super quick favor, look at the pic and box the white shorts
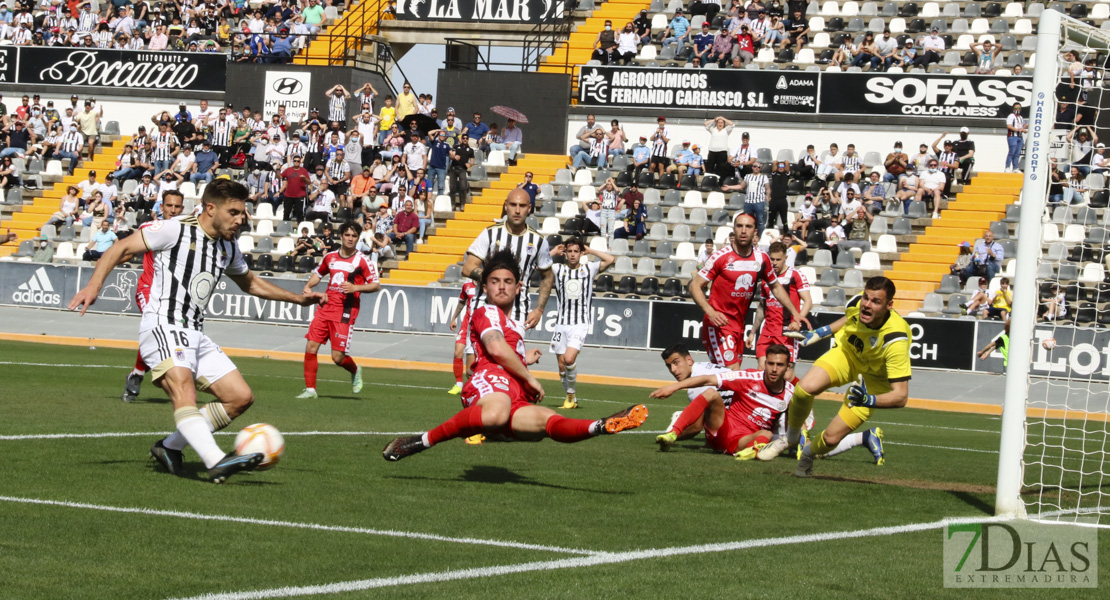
[550,324,588,355]
[139,325,237,391]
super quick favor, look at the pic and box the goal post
[995,9,1110,524]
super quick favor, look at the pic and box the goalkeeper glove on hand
[847,376,877,408]
[800,325,833,348]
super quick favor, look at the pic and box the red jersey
[312,250,378,324]
[758,267,809,334]
[458,281,478,328]
[698,246,776,327]
[715,369,794,431]
[469,304,527,379]
[137,220,157,293]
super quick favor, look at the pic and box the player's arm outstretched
[798,315,847,347]
[68,232,151,314]
[650,374,719,399]
[229,271,326,306]
[481,329,545,402]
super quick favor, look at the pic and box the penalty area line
[0,495,599,557]
[166,515,1013,600]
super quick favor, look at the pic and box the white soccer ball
[234,423,285,470]
[1043,338,1056,350]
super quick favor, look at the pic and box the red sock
[669,395,709,435]
[747,434,771,448]
[133,350,148,373]
[452,357,464,381]
[304,353,318,388]
[544,415,596,443]
[427,404,486,446]
[339,356,358,374]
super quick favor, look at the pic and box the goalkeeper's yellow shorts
[812,346,894,431]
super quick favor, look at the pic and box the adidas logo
[12,267,61,305]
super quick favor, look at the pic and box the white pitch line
[0,496,599,556]
[166,515,1012,600]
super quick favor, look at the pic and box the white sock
[667,410,683,432]
[559,370,568,393]
[163,431,187,451]
[174,407,225,468]
[786,426,802,447]
[130,368,146,377]
[588,420,605,435]
[565,363,578,395]
[420,432,431,448]
[824,432,865,458]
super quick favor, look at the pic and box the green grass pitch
[0,339,1106,599]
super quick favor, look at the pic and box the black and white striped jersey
[552,261,600,326]
[744,173,769,203]
[151,132,177,161]
[328,95,347,122]
[466,224,552,322]
[140,215,248,332]
[210,119,233,146]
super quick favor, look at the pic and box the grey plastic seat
[1076,207,1098,225]
[843,269,865,288]
[907,201,927,218]
[1087,227,1109,245]
[630,239,652,257]
[664,206,686,224]
[819,268,840,286]
[672,224,692,242]
[659,259,678,277]
[646,205,664,222]
[963,3,980,17]
[1057,264,1080,281]
[951,18,969,32]
[822,287,847,306]
[647,223,668,241]
[892,217,912,235]
[990,221,1009,239]
[255,237,274,253]
[938,274,961,293]
[609,238,630,256]
[653,241,675,259]
[1035,262,1055,279]
[833,251,856,268]
[1045,243,1066,262]
[1051,206,1072,224]
[662,189,681,206]
[943,3,960,17]
[812,249,834,267]
[944,294,968,314]
[922,293,945,312]
[1002,204,1021,223]
[443,265,461,283]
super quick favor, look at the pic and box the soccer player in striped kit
[296,222,380,399]
[548,237,614,409]
[70,180,326,483]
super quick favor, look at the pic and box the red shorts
[136,286,151,311]
[701,320,744,368]
[461,368,535,438]
[704,411,764,455]
[756,334,799,362]
[306,318,353,352]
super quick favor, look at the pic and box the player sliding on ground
[549,237,615,409]
[296,221,380,399]
[382,249,648,462]
[69,180,326,483]
[122,190,185,403]
[651,343,792,457]
[690,213,806,370]
[758,276,903,477]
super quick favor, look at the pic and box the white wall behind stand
[565,115,1010,172]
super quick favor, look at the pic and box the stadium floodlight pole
[994,8,1061,519]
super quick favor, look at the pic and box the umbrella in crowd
[490,106,529,124]
[398,114,440,136]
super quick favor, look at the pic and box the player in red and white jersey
[748,240,813,379]
[652,343,793,457]
[121,190,185,403]
[446,280,479,395]
[689,213,805,370]
[296,222,380,399]
[382,248,648,462]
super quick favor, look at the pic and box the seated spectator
[389,198,420,253]
[660,9,690,49]
[573,127,610,170]
[47,186,81,228]
[780,229,807,267]
[1048,158,1066,205]
[732,24,755,66]
[916,158,945,218]
[1063,166,1088,206]
[690,21,715,63]
[32,235,54,263]
[372,204,394,237]
[696,238,715,269]
[950,241,973,285]
[305,180,335,224]
[0,156,21,190]
[497,118,524,164]
[884,142,908,183]
[592,19,619,64]
[81,191,111,230]
[615,22,640,65]
[860,171,886,214]
[963,277,991,314]
[292,227,321,257]
[970,41,1001,75]
[894,39,916,69]
[793,193,816,240]
[1040,283,1066,322]
[985,277,1012,321]
[614,196,647,240]
[962,229,1004,281]
[82,219,117,261]
[317,225,339,253]
[896,165,919,212]
[837,206,873,258]
[190,141,220,184]
[823,213,845,259]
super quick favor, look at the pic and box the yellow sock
[811,431,834,456]
[788,386,815,430]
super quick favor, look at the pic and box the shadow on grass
[814,474,996,498]
[949,491,994,515]
[389,465,632,495]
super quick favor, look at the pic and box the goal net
[996,9,1110,527]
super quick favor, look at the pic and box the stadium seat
[1042,224,1060,243]
[616,276,637,294]
[251,220,274,238]
[636,258,656,276]
[554,169,573,185]
[595,274,614,293]
[833,251,856,269]
[892,218,912,235]
[577,185,596,204]
[638,277,660,296]
[254,237,274,254]
[653,241,675,260]
[875,234,898,253]
[593,168,612,186]
[819,268,840,286]
[274,237,296,255]
[661,278,683,297]
[943,295,967,314]
[843,269,865,288]
[672,224,692,242]
[611,256,634,274]
[673,242,696,260]
[1080,264,1105,284]
[812,249,834,267]
[1063,225,1085,244]
[646,224,667,242]
[1057,264,1080,281]
[990,221,1009,240]
[658,173,678,189]
[682,191,704,208]
[859,252,881,270]
[238,236,255,254]
[609,238,630,257]
[822,287,847,307]
[294,256,316,274]
[938,274,961,294]
[559,201,579,219]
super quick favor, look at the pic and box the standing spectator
[883,141,908,183]
[377,96,396,145]
[932,136,959,197]
[1067,126,1097,175]
[448,133,474,211]
[82,219,117,261]
[395,82,418,121]
[354,82,379,114]
[75,99,101,160]
[767,160,790,232]
[823,213,845,260]
[326,85,351,124]
[725,162,770,238]
[402,132,427,179]
[592,19,619,63]
[326,149,351,197]
[971,40,1001,74]
[57,124,84,176]
[616,22,639,64]
[426,130,451,196]
[704,116,734,180]
[280,155,311,222]
[596,178,620,239]
[963,229,1004,281]
[389,198,420,253]
[415,189,434,240]
[349,165,376,211]
[953,127,977,184]
[516,171,540,213]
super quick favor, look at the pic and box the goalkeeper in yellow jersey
[758,276,910,477]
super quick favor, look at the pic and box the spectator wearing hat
[32,234,54,263]
[916,27,945,67]
[631,135,651,179]
[708,25,734,67]
[668,140,696,179]
[1090,143,1110,175]
[691,21,715,63]
[949,241,973,283]
[660,9,690,49]
[729,131,756,178]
